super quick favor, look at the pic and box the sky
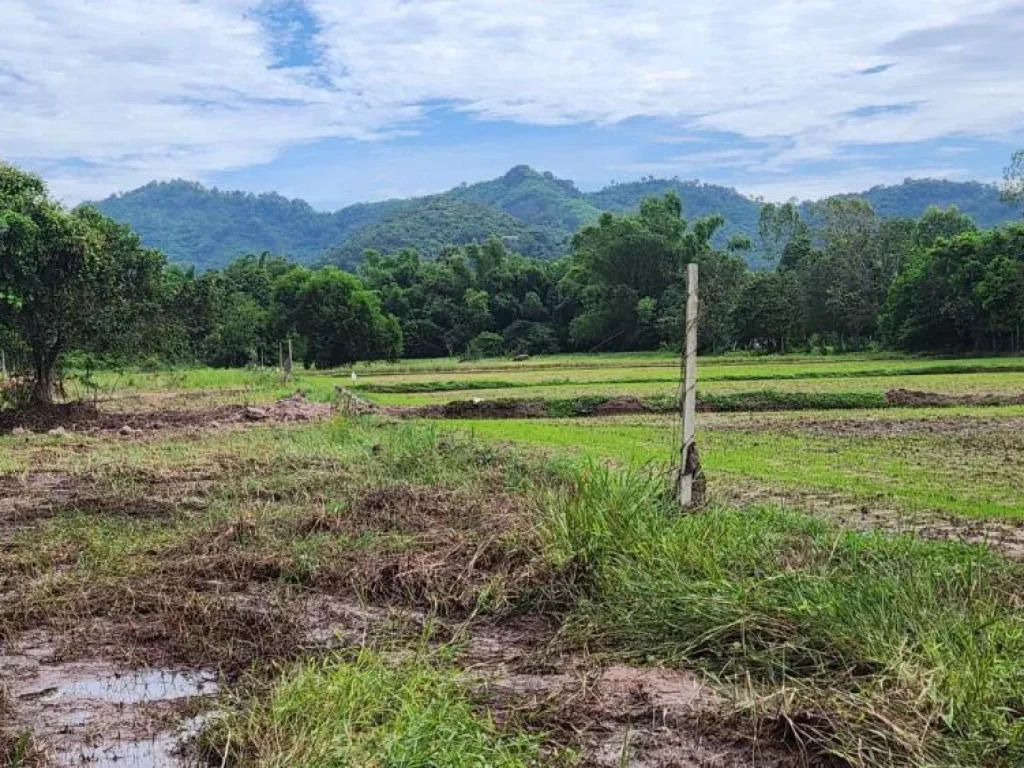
[2,0,1023,210]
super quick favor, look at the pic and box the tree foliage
[0,164,164,402]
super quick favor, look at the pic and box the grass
[447,410,1024,520]
[203,646,554,768]
[367,370,1024,407]
[539,466,1024,766]
[357,359,1024,393]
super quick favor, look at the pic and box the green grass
[540,467,1024,766]
[356,358,1024,393]
[203,647,552,768]
[447,411,1024,520]
[82,367,342,405]
[368,370,1024,407]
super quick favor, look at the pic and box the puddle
[1,633,217,767]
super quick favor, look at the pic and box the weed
[200,646,554,768]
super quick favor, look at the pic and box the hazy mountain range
[92,165,1021,271]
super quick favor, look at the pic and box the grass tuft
[201,646,552,768]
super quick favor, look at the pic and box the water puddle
[1,633,217,767]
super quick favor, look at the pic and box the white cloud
[1,0,1022,201]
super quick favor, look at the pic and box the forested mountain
[326,195,567,269]
[92,169,1020,271]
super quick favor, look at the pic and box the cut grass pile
[203,646,554,768]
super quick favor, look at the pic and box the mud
[713,413,1024,439]
[885,388,1024,407]
[726,483,1024,561]
[462,618,797,768]
[0,630,216,767]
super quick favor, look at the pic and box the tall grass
[540,466,1024,766]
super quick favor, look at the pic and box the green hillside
[92,169,1020,271]
[325,196,568,268]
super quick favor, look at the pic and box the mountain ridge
[92,167,1020,270]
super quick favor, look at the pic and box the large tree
[277,267,402,368]
[0,164,164,403]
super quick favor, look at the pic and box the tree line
[2,160,1023,405]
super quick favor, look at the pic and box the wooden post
[284,337,294,377]
[679,263,701,507]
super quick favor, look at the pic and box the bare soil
[885,388,1024,407]
[0,392,334,435]
[724,482,1024,561]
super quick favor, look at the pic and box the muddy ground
[0,392,334,435]
[0,409,803,768]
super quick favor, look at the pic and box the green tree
[281,267,402,368]
[0,164,164,403]
[882,225,1024,351]
[731,271,804,352]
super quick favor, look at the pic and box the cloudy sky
[3,0,1023,208]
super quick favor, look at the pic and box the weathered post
[679,263,703,508]
[284,337,294,377]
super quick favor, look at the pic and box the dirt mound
[405,398,549,419]
[592,395,652,415]
[0,392,334,435]
[402,396,658,420]
[886,388,1024,407]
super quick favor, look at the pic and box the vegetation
[0,164,164,403]
[883,224,1024,351]
[541,471,1024,765]
[206,647,549,767]
[91,165,1021,272]
[3,404,1024,765]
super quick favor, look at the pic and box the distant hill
[326,194,568,269]
[91,169,1021,271]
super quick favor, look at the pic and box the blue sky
[3,0,1023,209]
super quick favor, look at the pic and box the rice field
[5,351,1024,767]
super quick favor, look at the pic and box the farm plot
[2,413,1024,767]
[4,354,1024,767]
[363,370,1024,408]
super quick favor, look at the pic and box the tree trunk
[31,346,56,406]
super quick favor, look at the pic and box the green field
[6,351,1024,767]
[364,369,1024,406]
[444,408,1024,520]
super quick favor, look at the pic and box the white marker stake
[680,263,699,507]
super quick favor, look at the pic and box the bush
[464,332,505,360]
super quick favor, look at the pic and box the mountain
[326,194,568,269]
[848,179,1017,228]
[91,169,1021,271]
[93,180,406,271]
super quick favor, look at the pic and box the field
[3,352,1024,767]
